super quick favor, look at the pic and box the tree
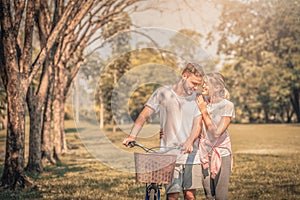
[96,12,132,131]
[0,80,6,130]
[0,0,73,189]
[0,0,141,190]
[212,0,300,123]
[28,0,142,169]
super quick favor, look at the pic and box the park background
[0,0,299,199]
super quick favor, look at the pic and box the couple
[123,63,235,200]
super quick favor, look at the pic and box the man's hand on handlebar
[122,135,136,147]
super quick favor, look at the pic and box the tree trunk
[52,93,67,160]
[0,0,32,187]
[112,119,116,133]
[26,89,43,172]
[100,101,104,129]
[53,93,62,161]
[263,104,269,123]
[41,82,55,165]
[52,66,67,161]
[291,89,300,123]
[26,54,53,171]
[1,80,32,189]
[60,98,67,154]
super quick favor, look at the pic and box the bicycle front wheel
[146,184,160,200]
[149,188,155,200]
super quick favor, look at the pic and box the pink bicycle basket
[134,152,177,184]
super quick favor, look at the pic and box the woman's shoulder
[222,99,234,107]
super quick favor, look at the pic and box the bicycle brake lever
[128,141,136,147]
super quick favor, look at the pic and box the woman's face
[201,80,209,96]
[201,77,220,96]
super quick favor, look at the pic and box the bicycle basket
[134,152,177,184]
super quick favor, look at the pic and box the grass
[0,121,300,199]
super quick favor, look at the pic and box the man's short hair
[182,63,205,77]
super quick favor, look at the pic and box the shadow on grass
[0,168,43,200]
[0,162,90,200]
[0,188,43,200]
[44,163,87,177]
[277,183,300,195]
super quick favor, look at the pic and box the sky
[129,0,222,56]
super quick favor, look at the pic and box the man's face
[182,73,203,96]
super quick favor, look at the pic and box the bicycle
[128,141,182,200]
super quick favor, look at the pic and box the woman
[196,72,235,200]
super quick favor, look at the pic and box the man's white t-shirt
[146,85,201,164]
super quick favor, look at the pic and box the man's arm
[182,114,202,153]
[122,106,154,146]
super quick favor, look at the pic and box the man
[123,63,204,200]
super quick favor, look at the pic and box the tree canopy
[212,0,300,123]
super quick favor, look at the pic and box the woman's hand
[181,140,194,154]
[196,94,207,112]
[181,135,197,154]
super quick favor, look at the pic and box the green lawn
[0,121,299,199]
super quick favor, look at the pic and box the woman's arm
[196,95,231,137]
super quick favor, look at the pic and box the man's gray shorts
[165,164,202,194]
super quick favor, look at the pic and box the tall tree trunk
[0,0,32,188]
[100,101,104,129]
[52,96,62,163]
[112,68,117,132]
[41,80,55,165]
[60,98,67,154]
[52,91,67,160]
[26,57,53,172]
[1,80,32,189]
[26,90,43,172]
[52,65,67,161]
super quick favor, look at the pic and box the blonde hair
[224,88,230,100]
[206,72,230,100]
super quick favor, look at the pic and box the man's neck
[172,80,188,97]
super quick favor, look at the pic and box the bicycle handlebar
[128,141,155,152]
[128,141,186,153]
